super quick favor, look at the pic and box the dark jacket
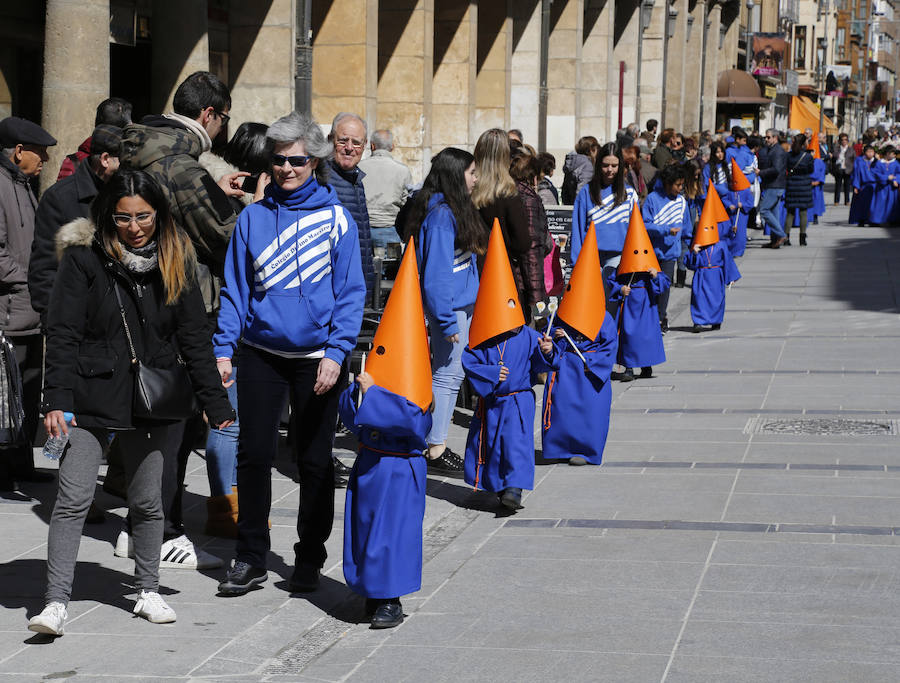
[121,116,237,313]
[516,181,553,306]
[832,143,856,175]
[758,142,788,190]
[328,159,375,305]
[562,152,594,204]
[42,217,234,429]
[784,150,814,210]
[29,158,103,323]
[652,144,674,169]
[0,155,40,336]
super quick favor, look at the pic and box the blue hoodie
[416,193,478,336]
[213,177,366,365]
[642,187,692,262]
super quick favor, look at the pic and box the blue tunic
[571,184,640,260]
[701,164,738,240]
[849,157,876,225]
[683,242,741,326]
[870,159,900,225]
[810,158,827,221]
[541,315,618,464]
[726,145,758,185]
[340,385,432,599]
[462,327,557,492]
[642,189,692,263]
[606,271,669,368]
[727,186,753,258]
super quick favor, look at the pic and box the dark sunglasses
[271,153,312,168]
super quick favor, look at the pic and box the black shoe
[799,233,807,246]
[218,561,267,595]
[334,472,348,488]
[289,562,320,592]
[333,457,352,476]
[499,487,523,510]
[611,368,634,382]
[692,324,704,333]
[783,238,791,246]
[426,447,464,479]
[660,318,669,334]
[639,367,653,379]
[370,600,403,629]
[710,323,721,330]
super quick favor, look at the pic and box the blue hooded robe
[683,242,741,326]
[810,158,827,221]
[606,271,669,368]
[870,159,900,225]
[849,156,876,225]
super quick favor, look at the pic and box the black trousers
[658,259,676,322]
[2,334,43,477]
[235,345,345,569]
[833,170,851,204]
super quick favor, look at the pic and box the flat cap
[0,117,57,148]
[90,125,123,156]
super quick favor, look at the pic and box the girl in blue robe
[701,142,738,241]
[728,184,753,258]
[683,241,741,331]
[339,377,432,628]
[870,148,900,226]
[606,269,669,377]
[462,326,556,510]
[849,146,877,225]
[809,157,827,223]
[541,314,618,466]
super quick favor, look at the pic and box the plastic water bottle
[43,412,74,460]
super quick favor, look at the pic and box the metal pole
[618,62,625,130]
[819,0,828,134]
[294,0,313,114]
[538,0,551,152]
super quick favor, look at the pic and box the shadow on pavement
[830,229,900,313]
[425,478,516,518]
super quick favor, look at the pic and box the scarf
[119,241,159,273]
[163,113,212,153]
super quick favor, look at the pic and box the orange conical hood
[692,191,721,247]
[468,219,526,348]
[809,131,821,159]
[557,222,606,340]
[365,242,432,411]
[707,179,731,222]
[730,158,751,191]
[617,205,661,275]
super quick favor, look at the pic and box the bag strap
[112,282,138,366]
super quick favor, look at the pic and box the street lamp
[745,0,755,72]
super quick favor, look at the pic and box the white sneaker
[133,590,176,623]
[27,601,67,635]
[114,529,134,558]
[160,534,223,569]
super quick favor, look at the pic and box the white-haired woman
[213,111,366,596]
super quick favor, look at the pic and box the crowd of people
[0,71,871,636]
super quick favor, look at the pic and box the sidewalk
[4,204,900,682]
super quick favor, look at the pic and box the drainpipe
[295,0,313,114]
[538,0,551,152]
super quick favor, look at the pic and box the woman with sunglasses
[28,169,234,635]
[214,111,366,597]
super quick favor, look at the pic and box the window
[794,25,807,69]
[836,27,846,60]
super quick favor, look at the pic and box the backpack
[560,169,578,205]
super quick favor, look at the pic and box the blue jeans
[759,188,785,238]
[206,366,239,497]
[427,306,472,446]
[370,226,401,249]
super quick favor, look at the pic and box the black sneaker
[370,599,403,629]
[426,448,464,478]
[660,318,669,334]
[333,457,352,476]
[500,487,523,510]
[218,561,267,596]
[289,562,320,592]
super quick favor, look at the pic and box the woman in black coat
[784,133,815,246]
[28,170,234,636]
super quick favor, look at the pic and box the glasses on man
[113,212,156,228]
[215,110,231,125]
[335,137,365,150]
[271,153,312,168]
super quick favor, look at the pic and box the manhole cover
[744,417,899,436]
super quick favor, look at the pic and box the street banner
[750,34,787,77]
[825,65,851,97]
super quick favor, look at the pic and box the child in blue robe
[727,183,753,258]
[339,375,432,629]
[606,268,669,378]
[870,148,900,226]
[849,146,877,226]
[701,143,738,240]
[462,326,556,510]
[541,314,618,466]
[684,241,741,332]
[809,156,827,224]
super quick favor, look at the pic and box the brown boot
[204,492,239,538]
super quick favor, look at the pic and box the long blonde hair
[471,128,517,209]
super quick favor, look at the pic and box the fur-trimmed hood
[55,217,98,261]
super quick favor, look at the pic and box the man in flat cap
[0,116,57,490]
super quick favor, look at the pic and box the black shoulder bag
[114,282,199,421]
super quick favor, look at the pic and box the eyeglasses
[214,110,231,125]
[335,137,365,150]
[271,153,312,168]
[113,212,156,228]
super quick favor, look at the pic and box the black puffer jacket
[785,150,814,210]
[328,160,375,305]
[42,218,234,429]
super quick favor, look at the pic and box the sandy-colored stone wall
[433,0,477,152]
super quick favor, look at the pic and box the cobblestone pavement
[4,204,900,681]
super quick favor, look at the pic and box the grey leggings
[45,423,184,605]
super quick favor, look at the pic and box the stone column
[228,0,293,134]
[547,0,583,173]
[377,0,434,181]
[474,0,512,135]
[312,0,378,131]
[613,0,640,130]
[41,0,110,190]
[582,0,616,143]
[639,0,666,126]
[509,0,541,145]
[702,1,721,131]
[682,0,707,133]
[151,0,210,114]
[433,0,477,152]
[664,0,689,131]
